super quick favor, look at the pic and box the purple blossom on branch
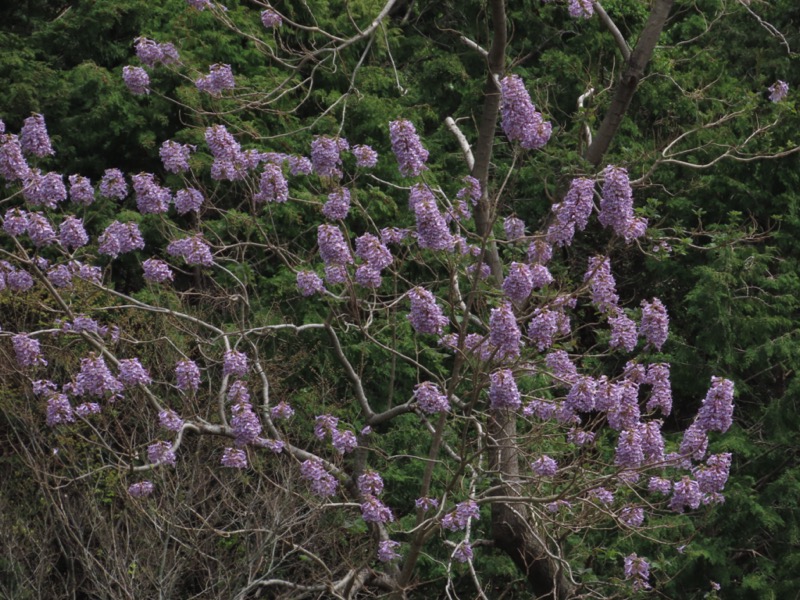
[175,359,201,392]
[68,174,95,205]
[407,287,448,335]
[99,169,128,200]
[166,235,214,266]
[98,221,145,258]
[143,258,174,283]
[414,381,450,414]
[500,74,551,150]
[389,119,429,177]
[122,66,150,95]
[20,114,54,157]
[261,9,282,28]
[769,80,789,103]
[128,481,155,497]
[196,64,235,95]
[377,540,401,562]
[13,334,47,368]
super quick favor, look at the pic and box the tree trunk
[585,0,675,167]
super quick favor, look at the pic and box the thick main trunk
[488,412,577,599]
[471,0,506,284]
[585,0,675,167]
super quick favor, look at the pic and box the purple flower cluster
[196,64,235,95]
[166,235,214,266]
[317,224,352,269]
[99,169,128,200]
[68,174,95,205]
[407,287,448,335]
[299,458,338,497]
[640,420,665,463]
[453,542,473,563]
[322,187,351,220]
[13,334,47,368]
[0,135,30,181]
[585,255,619,313]
[545,350,579,386]
[128,481,155,497]
[261,9,282,28]
[640,298,669,350]
[609,311,638,352]
[620,506,645,527]
[4,208,30,236]
[568,0,594,19]
[174,188,203,214]
[377,540,401,562]
[361,495,394,523]
[72,355,123,399]
[670,476,702,512]
[159,409,184,432]
[500,74,551,150]
[135,37,179,67]
[331,428,357,454]
[615,427,644,469]
[59,216,89,250]
[489,302,522,360]
[132,173,171,214]
[695,377,735,433]
[288,155,312,176]
[148,441,176,466]
[565,376,596,413]
[26,212,56,246]
[769,80,789,103]
[231,393,262,446]
[352,144,378,168]
[527,307,570,351]
[414,381,450,414]
[623,554,651,592]
[599,166,647,242]
[546,177,594,247]
[694,453,732,494]
[122,66,150,95]
[223,350,249,378]
[411,184,454,251]
[310,136,349,178]
[489,369,521,410]
[442,500,479,531]
[20,114,54,157]
[175,359,201,392]
[296,270,324,296]
[23,170,67,208]
[98,221,145,258]
[46,393,74,427]
[503,216,525,241]
[645,363,672,415]
[159,140,193,173]
[358,470,385,496]
[531,455,558,476]
[503,266,535,307]
[254,163,289,204]
[389,119,429,177]
[118,358,152,387]
[415,496,439,511]
[221,447,248,469]
[142,258,174,283]
[270,401,295,420]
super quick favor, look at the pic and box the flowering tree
[0,0,792,598]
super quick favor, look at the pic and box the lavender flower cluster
[196,64,235,95]
[500,74,551,150]
[389,119,428,177]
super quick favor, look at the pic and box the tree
[0,0,792,598]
